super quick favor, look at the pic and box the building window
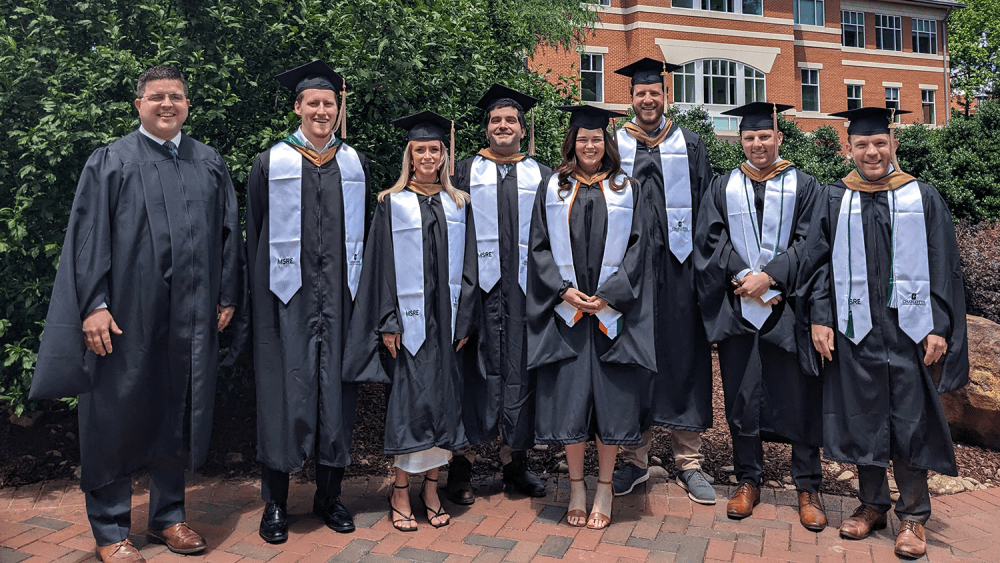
[745,67,765,104]
[580,53,603,103]
[876,15,902,51]
[704,59,738,105]
[842,11,865,48]
[671,0,762,16]
[913,19,937,54]
[922,90,936,124]
[801,69,820,112]
[794,0,825,26]
[674,62,697,104]
[598,0,611,6]
[885,87,900,122]
[847,85,863,110]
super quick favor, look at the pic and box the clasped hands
[732,271,782,306]
[82,305,235,356]
[561,288,607,314]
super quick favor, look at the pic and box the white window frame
[671,0,762,17]
[885,87,900,122]
[876,14,902,52]
[841,11,865,48]
[598,0,611,6]
[847,84,863,110]
[922,89,936,124]
[801,69,820,112]
[672,59,767,130]
[580,53,604,103]
[912,19,937,55]
[794,0,825,27]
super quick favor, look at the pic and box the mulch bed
[3,352,997,497]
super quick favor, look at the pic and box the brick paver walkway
[1,473,994,562]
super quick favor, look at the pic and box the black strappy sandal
[388,482,417,532]
[418,476,450,528]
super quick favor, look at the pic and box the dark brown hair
[136,66,188,98]
[555,125,628,196]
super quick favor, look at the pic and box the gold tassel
[450,120,456,177]
[661,61,669,105]
[529,109,536,157]
[339,88,347,139]
[772,102,778,136]
[889,107,902,174]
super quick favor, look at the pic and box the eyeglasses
[142,93,186,103]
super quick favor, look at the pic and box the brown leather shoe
[145,522,206,554]
[894,520,927,559]
[839,504,888,540]
[726,482,760,519]
[96,539,145,563]
[797,491,827,531]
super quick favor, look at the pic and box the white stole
[544,174,633,339]
[832,181,932,345]
[617,123,692,262]
[267,141,367,304]
[469,156,541,293]
[390,191,467,354]
[724,167,797,329]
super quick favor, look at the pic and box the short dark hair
[484,98,527,131]
[629,81,666,98]
[136,66,188,98]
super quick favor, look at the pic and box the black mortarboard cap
[275,60,345,95]
[830,107,911,135]
[614,57,682,86]
[476,84,538,113]
[391,110,463,142]
[722,102,794,131]
[556,105,627,129]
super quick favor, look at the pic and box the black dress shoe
[446,456,475,505]
[502,457,546,497]
[313,495,355,533]
[259,502,288,543]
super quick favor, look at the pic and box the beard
[488,130,521,152]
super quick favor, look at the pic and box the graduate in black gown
[343,111,478,531]
[245,61,371,542]
[694,102,825,530]
[611,58,715,505]
[449,84,550,504]
[796,107,968,559]
[30,66,243,563]
[527,105,654,530]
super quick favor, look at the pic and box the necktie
[163,140,178,157]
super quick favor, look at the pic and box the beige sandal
[566,477,588,527]
[587,479,613,530]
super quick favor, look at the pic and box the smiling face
[631,82,665,132]
[486,105,524,156]
[410,140,443,183]
[740,129,783,169]
[294,88,338,148]
[134,79,190,141]
[848,133,895,179]
[574,128,606,174]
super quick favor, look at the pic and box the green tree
[949,0,1000,115]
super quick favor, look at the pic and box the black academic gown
[695,167,822,446]
[795,179,969,475]
[245,144,371,472]
[454,156,552,450]
[31,131,243,492]
[526,175,655,446]
[342,189,479,455]
[629,125,714,432]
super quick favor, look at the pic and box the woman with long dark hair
[526,106,654,529]
[343,111,479,532]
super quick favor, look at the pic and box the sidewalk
[0,473,993,562]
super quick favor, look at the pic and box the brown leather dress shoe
[797,491,827,531]
[96,539,145,563]
[145,522,206,554]
[894,520,927,559]
[839,504,888,540]
[726,482,760,519]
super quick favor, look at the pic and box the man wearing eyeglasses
[31,65,244,563]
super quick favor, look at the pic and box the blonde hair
[378,141,470,208]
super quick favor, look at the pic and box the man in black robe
[31,66,243,563]
[694,102,825,530]
[796,107,969,559]
[448,84,550,504]
[611,58,715,505]
[245,61,371,542]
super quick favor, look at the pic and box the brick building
[529,0,963,136]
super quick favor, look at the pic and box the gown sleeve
[453,200,479,341]
[794,186,838,377]
[217,152,249,366]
